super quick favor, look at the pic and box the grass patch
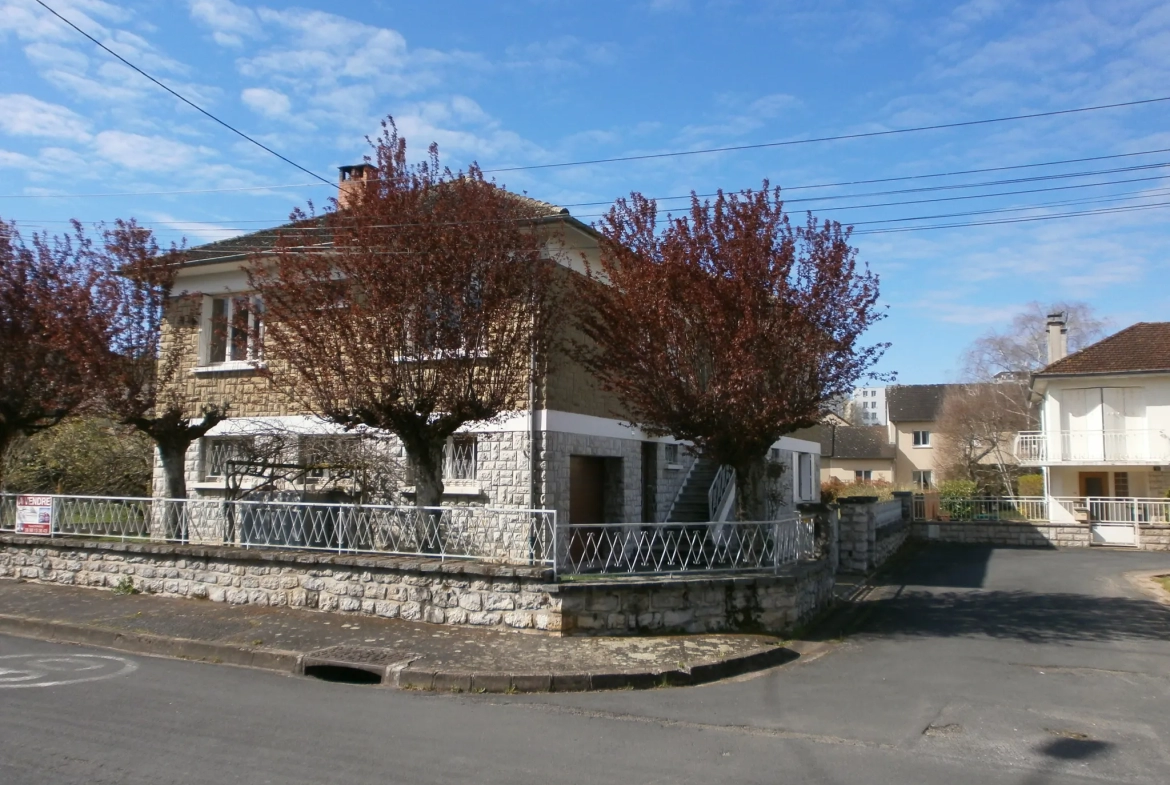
[1157,575,1170,595]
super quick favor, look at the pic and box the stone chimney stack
[1046,311,1068,365]
[337,163,376,210]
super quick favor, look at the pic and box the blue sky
[2,0,1168,383]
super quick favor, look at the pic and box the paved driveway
[2,544,1168,784]
[510,544,1170,783]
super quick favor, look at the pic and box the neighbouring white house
[1014,314,1170,545]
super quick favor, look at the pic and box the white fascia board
[776,436,819,454]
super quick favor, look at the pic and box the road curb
[0,612,799,693]
[0,613,303,673]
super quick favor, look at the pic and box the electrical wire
[32,0,332,186]
[481,96,1170,173]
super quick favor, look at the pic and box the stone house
[155,165,821,526]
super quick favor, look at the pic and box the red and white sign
[15,495,53,535]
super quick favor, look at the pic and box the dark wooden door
[570,456,605,523]
[569,456,606,567]
[1079,472,1108,497]
[641,442,658,523]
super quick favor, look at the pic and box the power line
[18,160,1170,232]
[482,96,1170,173]
[33,0,332,186]
[852,200,1170,235]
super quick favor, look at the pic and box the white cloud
[147,211,245,242]
[92,130,213,171]
[242,87,291,118]
[186,0,261,47]
[0,94,91,141]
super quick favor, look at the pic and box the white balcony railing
[1014,430,1170,465]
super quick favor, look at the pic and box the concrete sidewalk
[0,579,802,692]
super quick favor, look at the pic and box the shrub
[821,477,895,502]
[1017,474,1044,497]
[3,417,152,496]
[938,479,977,499]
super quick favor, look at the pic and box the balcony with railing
[1014,429,1170,465]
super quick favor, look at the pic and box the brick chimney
[337,163,376,210]
[1046,311,1068,364]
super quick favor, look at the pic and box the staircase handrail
[664,453,699,523]
[708,464,736,522]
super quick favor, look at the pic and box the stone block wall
[1138,524,1170,550]
[550,560,834,635]
[837,499,908,573]
[0,536,837,637]
[0,536,562,632]
[540,431,642,523]
[910,521,1091,548]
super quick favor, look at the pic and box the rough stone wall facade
[539,431,642,523]
[549,560,835,635]
[0,537,561,631]
[161,296,300,420]
[0,536,836,637]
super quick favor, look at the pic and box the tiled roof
[817,425,896,461]
[886,384,963,422]
[1038,322,1170,376]
[177,189,571,268]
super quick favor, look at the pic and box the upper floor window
[203,295,262,365]
[913,430,931,447]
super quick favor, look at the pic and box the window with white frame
[203,295,262,365]
[912,470,933,489]
[912,430,931,447]
[664,443,680,464]
[443,435,477,481]
[855,469,872,481]
[202,437,253,480]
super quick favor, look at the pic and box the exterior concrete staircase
[667,457,721,522]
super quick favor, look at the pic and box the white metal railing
[556,514,817,576]
[1051,496,1170,524]
[442,438,477,481]
[707,464,736,521]
[0,493,554,566]
[912,494,926,521]
[934,496,1049,522]
[1015,430,1170,464]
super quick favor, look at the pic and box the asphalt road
[3,544,1169,785]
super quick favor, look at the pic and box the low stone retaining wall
[1138,524,1170,551]
[0,535,835,637]
[874,521,909,566]
[0,535,561,632]
[838,499,907,573]
[550,559,834,635]
[911,521,1091,548]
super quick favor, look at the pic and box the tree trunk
[733,458,769,521]
[157,441,190,541]
[406,440,446,553]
